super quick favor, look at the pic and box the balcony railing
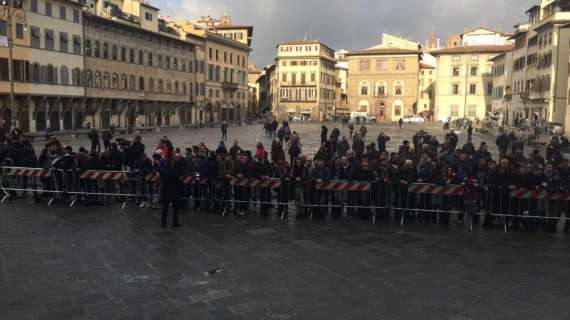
[222,82,238,91]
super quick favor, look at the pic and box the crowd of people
[1,121,570,232]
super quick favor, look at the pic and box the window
[230,53,233,64]
[469,84,477,95]
[208,48,212,60]
[13,60,27,82]
[45,2,52,16]
[149,78,154,91]
[72,68,81,86]
[129,49,134,63]
[216,49,219,61]
[376,60,388,72]
[31,0,38,13]
[60,66,69,85]
[470,55,478,62]
[145,12,153,21]
[452,56,460,62]
[102,42,108,59]
[359,60,371,72]
[0,58,8,80]
[111,73,118,88]
[166,56,170,69]
[45,29,54,50]
[15,23,24,39]
[450,105,459,117]
[139,77,145,91]
[311,73,316,82]
[452,67,460,76]
[173,58,178,70]
[486,82,493,96]
[121,47,126,61]
[0,20,6,37]
[59,5,66,20]
[73,9,80,23]
[94,71,101,87]
[138,50,143,65]
[73,36,81,54]
[467,105,477,117]
[393,103,402,116]
[129,75,135,90]
[375,81,386,97]
[281,73,287,82]
[291,73,296,85]
[470,67,478,76]
[93,41,100,57]
[111,45,117,60]
[148,53,153,66]
[224,52,227,63]
[394,60,406,71]
[30,63,40,83]
[121,74,127,89]
[58,32,70,53]
[394,80,404,96]
[359,81,369,96]
[30,27,40,48]
[452,84,460,95]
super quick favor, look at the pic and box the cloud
[159,0,537,66]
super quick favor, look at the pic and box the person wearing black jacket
[320,125,328,145]
[159,157,184,228]
[377,132,391,153]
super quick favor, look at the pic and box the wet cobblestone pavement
[1,198,570,319]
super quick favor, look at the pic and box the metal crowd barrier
[2,165,570,233]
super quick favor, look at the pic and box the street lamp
[1,0,23,131]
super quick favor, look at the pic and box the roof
[346,47,421,56]
[431,44,513,55]
[525,4,540,13]
[140,2,160,11]
[277,39,335,52]
[488,52,506,61]
[420,63,435,69]
[461,27,514,37]
[210,24,253,30]
[508,30,528,40]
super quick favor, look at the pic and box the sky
[160,0,537,68]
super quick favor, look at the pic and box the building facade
[490,51,513,125]
[0,0,85,133]
[179,20,252,124]
[432,28,512,122]
[274,40,336,121]
[82,9,199,130]
[247,64,261,118]
[418,63,436,120]
[346,34,421,122]
[508,0,570,129]
[334,50,349,116]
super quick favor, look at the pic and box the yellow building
[432,28,512,122]
[274,40,336,121]
[0,0,85,132]
[418,63,436,120]
[179,19,252,124]
[346,34,421,122]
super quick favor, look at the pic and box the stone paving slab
[1,199,570,319]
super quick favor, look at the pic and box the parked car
[401,115,425,124]
[349,112,377,123]
[547,122,565,135]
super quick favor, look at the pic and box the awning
[300,110,312,114]
[287,109,296,113]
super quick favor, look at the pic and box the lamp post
[1,0,21,132]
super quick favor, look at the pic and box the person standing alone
[221,121,228,141]
[159,157,184,228]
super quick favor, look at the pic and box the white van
[350,112,377,123]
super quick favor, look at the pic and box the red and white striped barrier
[2,167,51,177]
[407,183,464,195]
[79,170,127,181]
[145,172,160,183]
[510,189,570,201]
[315,181,371,191]
[181,176,209,185]
[230,178,282,188]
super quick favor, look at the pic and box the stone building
[0,0,85,133]
[179,19,252,124]
[346,34,421,122]
[274,39,336,121]
[432,28,512,122]
[82,6,200,129]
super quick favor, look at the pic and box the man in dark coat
[159,157,185,228]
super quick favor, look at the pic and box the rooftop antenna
[309,29,312,40]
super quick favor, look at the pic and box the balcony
[529,91,549,101]
[222,82,238,91]
[105,6,140,24]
